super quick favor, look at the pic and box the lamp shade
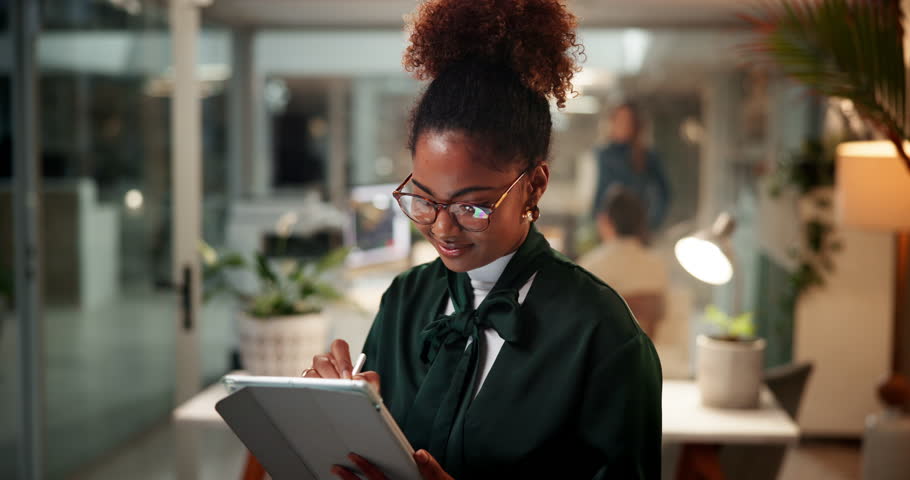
[674,212,736,286]
[836,141,910,232]
[674,236,733,285]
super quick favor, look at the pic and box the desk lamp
[675,212,736,286]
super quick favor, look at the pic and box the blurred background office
[3,1,908,479]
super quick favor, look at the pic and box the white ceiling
[203,0,746,29]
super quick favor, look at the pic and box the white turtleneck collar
[466,251,516,289]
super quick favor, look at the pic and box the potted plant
[769,139,844,309]
[696,305,766,409]
[200,238,349,377]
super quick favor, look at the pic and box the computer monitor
[344,184,411,268]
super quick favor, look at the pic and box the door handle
[180,264,193,331]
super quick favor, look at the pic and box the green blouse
[362,232,662,479]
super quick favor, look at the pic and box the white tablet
[216,374,420,480]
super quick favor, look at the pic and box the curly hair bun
[403,0,583,108]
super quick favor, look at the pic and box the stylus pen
[351,353,367,377]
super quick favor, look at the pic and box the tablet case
[216,385,420,480]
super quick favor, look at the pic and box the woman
[590,103,671,232]
[305,1,662,478]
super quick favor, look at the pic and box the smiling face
[409,130,549,272]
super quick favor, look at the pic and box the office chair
[717,362,814,480]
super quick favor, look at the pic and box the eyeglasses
[392,171,528,232]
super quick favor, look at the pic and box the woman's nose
[431,207,461,238]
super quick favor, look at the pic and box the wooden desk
[174,378,800,479]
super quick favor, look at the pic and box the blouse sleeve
[578,332,663,479]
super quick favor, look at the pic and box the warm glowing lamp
[675,212,736,286]
[837,141,910,231]
[836,140,910,409]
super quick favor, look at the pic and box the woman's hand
[303,339,381,394]
[331,450,453,480]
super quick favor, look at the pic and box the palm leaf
[742,0,910,172]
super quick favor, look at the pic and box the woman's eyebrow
[411,178,496,200]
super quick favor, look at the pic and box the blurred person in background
[590,102,670,233]
[579,186,668,338]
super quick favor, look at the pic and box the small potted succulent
[200,234,349,377]
[696,306,766,409]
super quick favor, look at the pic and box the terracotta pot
[696,334,766,409]
[238,312,329,377]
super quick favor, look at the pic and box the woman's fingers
[348,453,388,480]
[330,465,361,480]
[353,371,381,395]
[312,354,341,378]
[331,339,354,379]
[413,449,452,480]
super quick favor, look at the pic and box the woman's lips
[432,239,473,258]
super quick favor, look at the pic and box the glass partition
[31,3,232,477]
[0,64,18,480]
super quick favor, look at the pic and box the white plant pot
[238,312,330,377]
[696,334,766,409]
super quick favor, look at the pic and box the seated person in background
[579,186,668,338]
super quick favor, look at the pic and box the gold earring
[524,205,540,222]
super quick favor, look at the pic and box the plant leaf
[220,253,246,268]
[311,282,344,301]
[743,0,910,172]
[730,312,756,338]
[704,304,730,329]
[198,240,219,266]
[255,253,279,285]
[314,247,350,274]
